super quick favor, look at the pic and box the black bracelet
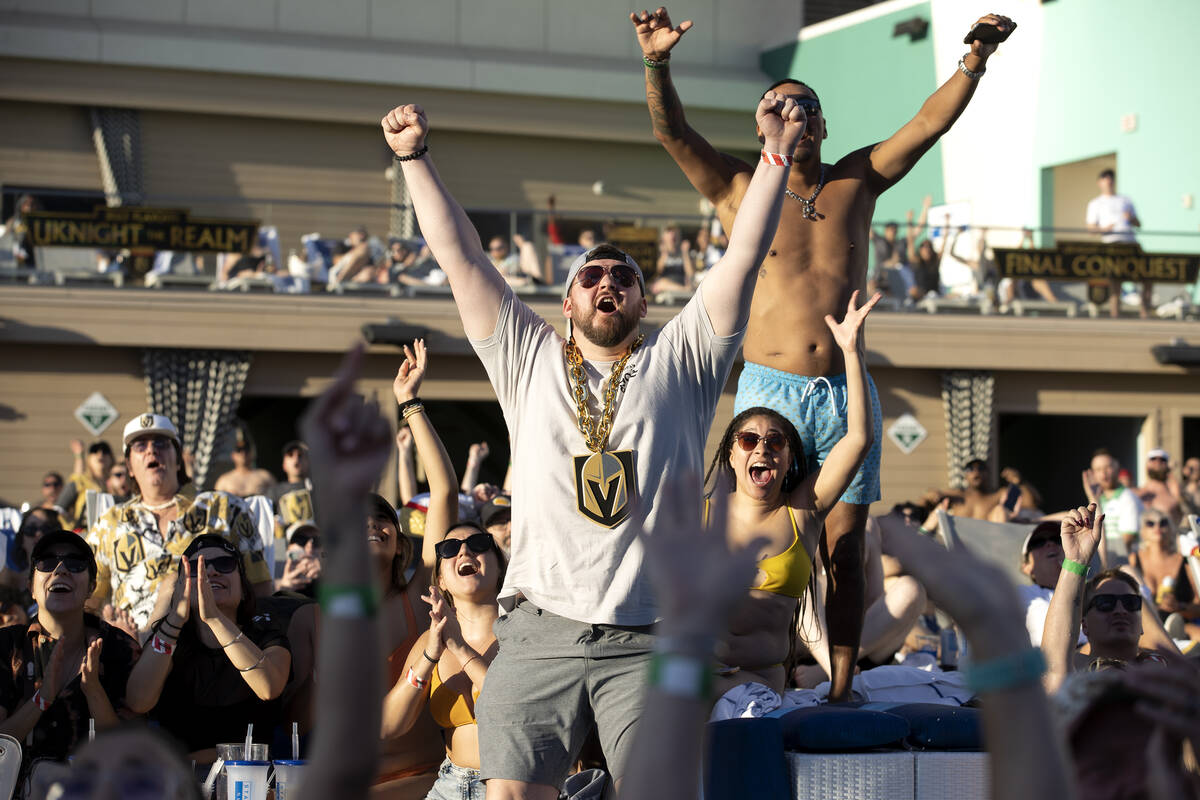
[422,649,438,664]
[160,618,183,634]
[394,146,428,163]
[398,397,422,416]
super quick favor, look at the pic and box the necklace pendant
[572,449,638,529]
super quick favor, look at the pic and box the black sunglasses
[187,555,238,574]
[1086,593,1142,614]
[575,264,638,290]
[734,432,787,453]
[1143,519,1169,528]
[793,98,820,114]
[435,533,495,560]
[35,555,89,574]
[43,480,62,488]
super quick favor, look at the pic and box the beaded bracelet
[394,146,428,163]
[319,584,380,619]
[643,55,669,69]
[648,652,712,699]
[402,403,425,421]
[963,647,1045,694]
[1061,558,1089,577]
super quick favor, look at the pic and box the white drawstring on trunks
[798,376,843,413]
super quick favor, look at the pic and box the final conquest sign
[26,206,259,252]
[993,241,1200,284]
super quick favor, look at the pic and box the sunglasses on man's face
[35,555,89,574]
[1086,593,1142,614]
[435,532,495,560]
[734,432,787,453]
[43,481,61,489]
[574,264,638,290]
[187,555,238,574]
[792,98,821,115]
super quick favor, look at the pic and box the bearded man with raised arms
[382,95,804,799]
[633,6,1015,701]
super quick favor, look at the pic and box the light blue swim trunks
[734,361,882,505]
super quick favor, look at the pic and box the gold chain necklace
[564,334,644,453]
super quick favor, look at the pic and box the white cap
[1148,448,1170,461]
[122,413,181,448]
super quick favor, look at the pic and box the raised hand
[630,7,693,61]
[80,637,104,699]
[469,442,490,462]
[300,343,395,519]
[422,586,457,659]
[395,427,413,453]
[381,104,428,158]
[756,91,807,154]
[824,290,881,353]
[102,604,139,640]
[640,472,765,634]
[392,339,428,404]
[70,439,85,456]
[965,13,1016,59]
[1060,503,1103,565]
[195,555,226,627]
[161,556,192,628]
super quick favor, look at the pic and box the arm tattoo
[646,68,688,139]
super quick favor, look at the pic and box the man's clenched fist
[381,104,428,157]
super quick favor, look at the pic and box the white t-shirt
[1019,583,1087,648]
[1086,194,1138,244]
[1099,485,1144,559]
[471,286,741,625]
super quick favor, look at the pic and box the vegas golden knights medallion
[573,449,637,528]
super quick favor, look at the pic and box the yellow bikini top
[703,500,813,599]
[428,664,479,730]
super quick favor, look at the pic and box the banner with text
[27,206,259,253]
[993,242,1200,284]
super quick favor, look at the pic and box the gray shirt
[471,286,741,625]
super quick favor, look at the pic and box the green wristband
[643,55,669,69]
[318,584,380,619]
[1061,558,1089,577]
[649,651,712,699]
[963,647,1045,695]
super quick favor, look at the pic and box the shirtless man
[633,6,1016,700]
[944,460,1041,520]
[213,437,276,498]
[1137,449,1183,526]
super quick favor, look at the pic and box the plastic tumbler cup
[215,744,270,800]
[225,760,270,800]
[273,759,306,800]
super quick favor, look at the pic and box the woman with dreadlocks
[704,291,878,714]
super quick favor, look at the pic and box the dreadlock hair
[704,406,807,498]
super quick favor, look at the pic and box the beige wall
[0,100,102,194]
[3,287,1198,516]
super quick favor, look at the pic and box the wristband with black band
[394,146,428,163]
[397,397,423,416]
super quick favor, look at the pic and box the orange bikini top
[428,664,479,730]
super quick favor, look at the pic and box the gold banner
[606,225,659,277]
[26,206,260,253]
[994,242,1199,284]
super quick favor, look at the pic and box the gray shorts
[475,600,654,788]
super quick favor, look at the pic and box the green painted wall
[760,1,943,235]
[1034,0,1200,253]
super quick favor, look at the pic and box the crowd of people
[2,7,1199,800]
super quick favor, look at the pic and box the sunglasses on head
[187,554,238,574]
[1086,593,1142,614]
[35,555,89,574]
[435,532,495,560]
[734,431,787,453]
[574,264,638,290]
